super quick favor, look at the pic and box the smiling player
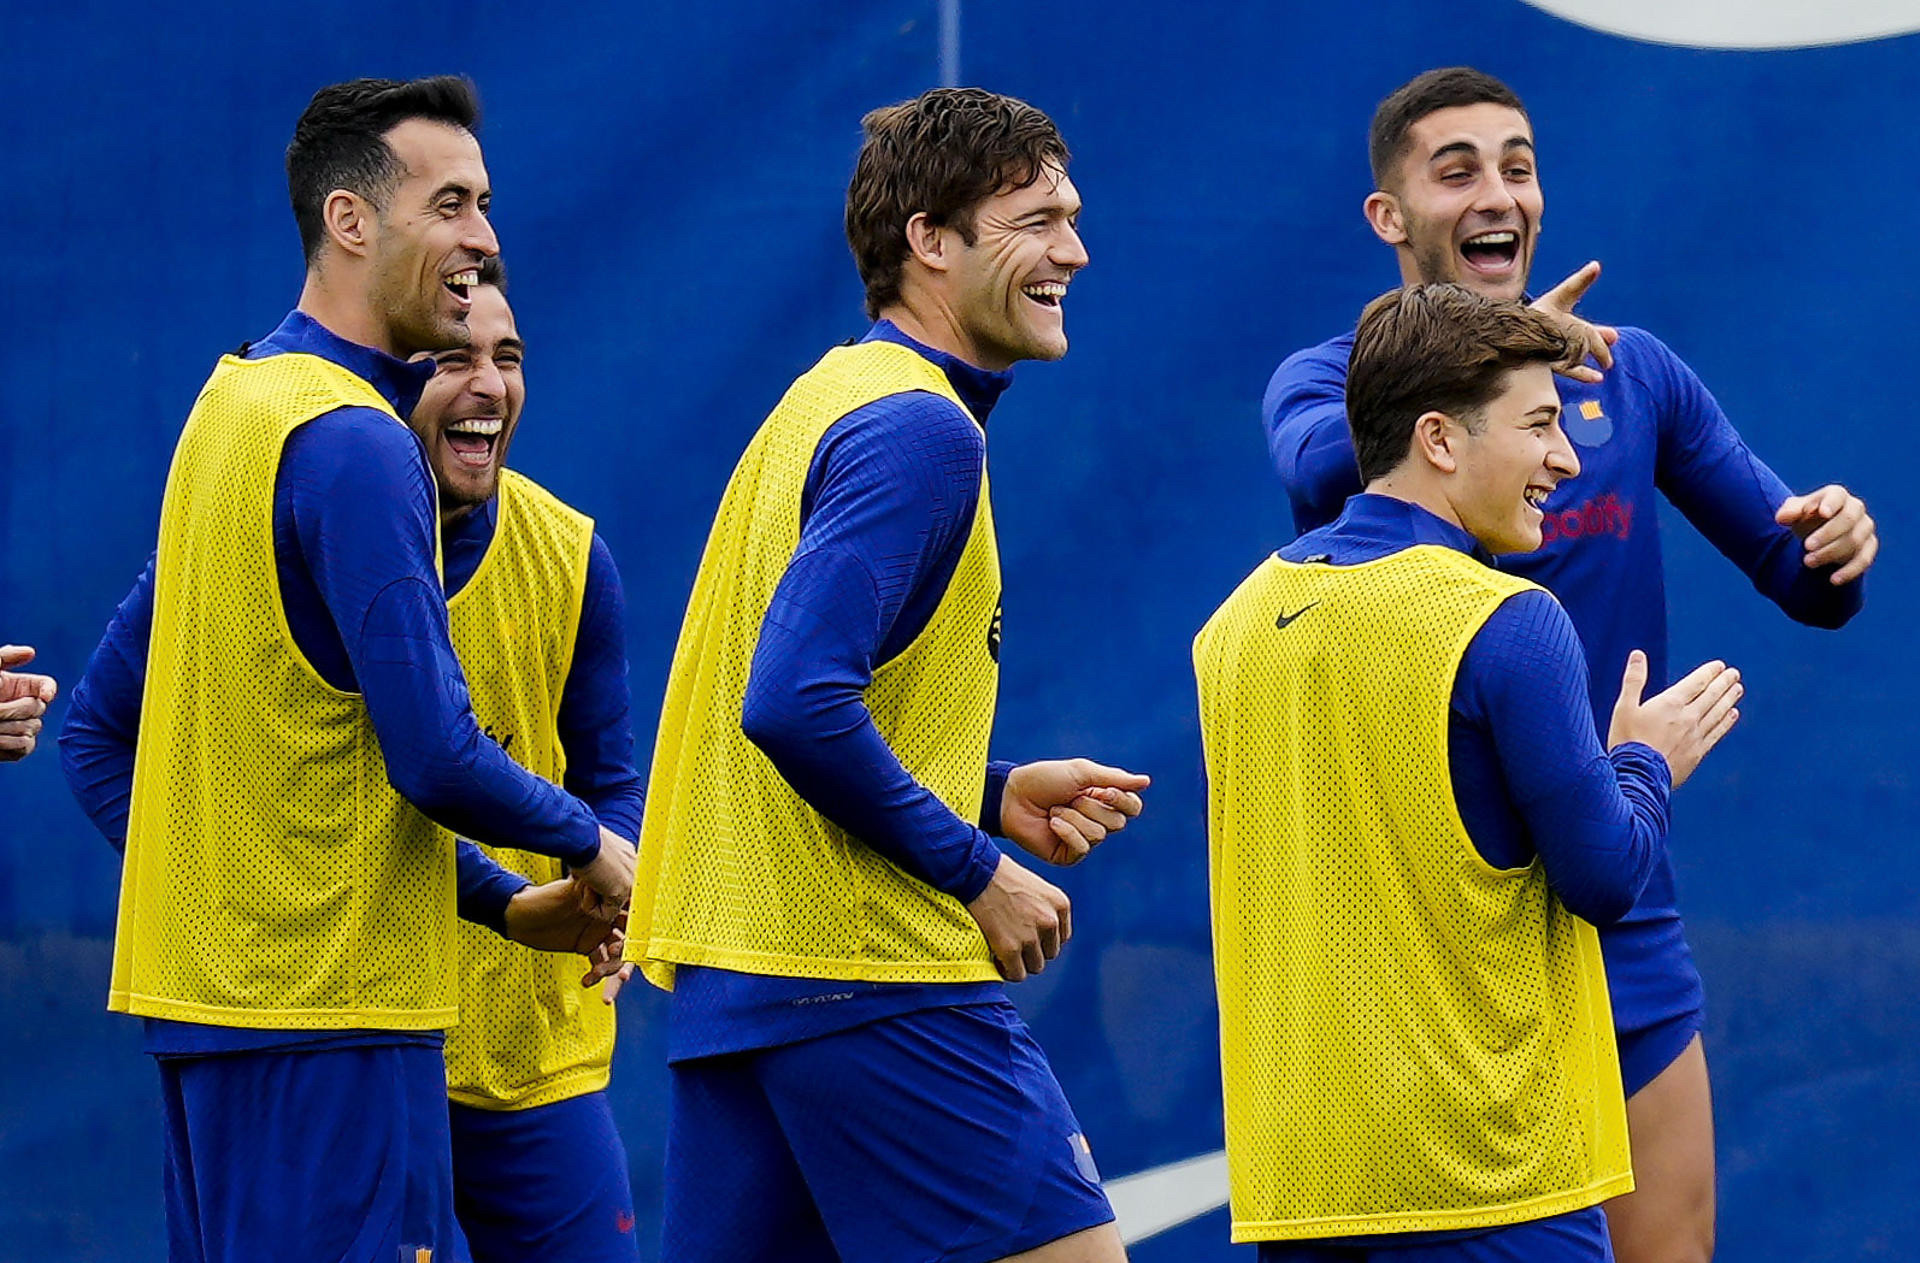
[63,77,634,1263]
[1261,67,1876,1263]
[628,87,1149,1263]
[410,259,647,1263]
[1206,283,1744,1262]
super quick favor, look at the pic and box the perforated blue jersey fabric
[671,321,1025,1061]
[1264,324,1863,1089]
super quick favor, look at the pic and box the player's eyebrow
[1427,137,1535,164]
[430,181,478,203]
[496,336,525,356]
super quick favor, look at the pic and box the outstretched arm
[1648,336,1870,625]
[1263,342,1363,535]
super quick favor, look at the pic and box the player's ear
[1413,409,1460,474]
[903,211,953,275]
[323,189,375,261]
[1364,190,1408,247]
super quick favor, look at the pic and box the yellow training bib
[111,352,456,1030]
[443,470,616,1110]
[629,340,1001,989]
[1194,545,1631,1242]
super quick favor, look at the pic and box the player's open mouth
[1460,231,1520,275]
[1022,281,1067,309]
[444,416,502,470]
[1523,484,1553,511]
[443,268,480,304]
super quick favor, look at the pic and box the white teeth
[1524,487,1550,507]
[447,269,479,288]
[447,417,503,437]
[1466,231,1517,247]
[1023,282,1067,299]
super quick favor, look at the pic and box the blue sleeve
[1644,333,1863,628]
[284,408,601,866]
[58,555,156,851]
[1459,589,1672,924]
[557,535,645,843]
[455,839,530,936]
[740,393,1004,905]
[1263,342,1363,535]
[981,759,1015,836]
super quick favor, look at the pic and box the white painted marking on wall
[1107,1149,1231,1245]
[939,0,962,86]
[1518,0,1920,49]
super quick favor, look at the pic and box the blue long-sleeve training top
[669,321,1022,1062]
[1265,325,1861,718]
[61,508,645,925]
[1264,320,1865,1049]
[60,310,638,1054]
[1287,494,1673,922]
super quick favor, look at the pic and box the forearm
[1474,592,1671,923]
[358,581,602,866]
[981,759,1015,836]
[58,559,156,850]
[1525,742,1671,924]
[557,537,645,844]
[456,839,531,935]
[743,619,1000,904]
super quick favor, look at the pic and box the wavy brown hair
[1347,284,1577,483]
[846,88,1069,320]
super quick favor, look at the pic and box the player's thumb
[1615,650,1649,713]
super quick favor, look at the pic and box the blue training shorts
[663,999,1114,1263]
[451,1089,639,1263]
[1256,1205,1614,1263]
[157,1042,459,1263]
[1599,854,1706,1096]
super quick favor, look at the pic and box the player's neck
[879,298,1007,373]
[1365,473,1468,536]
[296,270,400,359]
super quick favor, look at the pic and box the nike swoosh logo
[1107,1149,1230,1244]
[1274,602,1318,630]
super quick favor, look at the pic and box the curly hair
[846,88,1069,319]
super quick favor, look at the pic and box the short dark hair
[1347,284,1576,483]
[1368,67,1526,189]
[846,87,1070,320]
[476,254,508,292]
[287,76,482,265]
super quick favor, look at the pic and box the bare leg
[1605,1034,1715,1263]
[993,1221,1129,1263]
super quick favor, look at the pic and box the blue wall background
[2,2,1915,1258]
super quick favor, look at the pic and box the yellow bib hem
[110,990,458,1031]
[447,1065,612,1113]
[641,938,1000,987]
[1229,1172,1635,1243]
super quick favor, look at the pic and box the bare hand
[1000,758,1150,866]
[1531,261,1618,383]
[502,875,625,954]
[575,826,637,902]
[0,694,48,762]
[966,853,1071,982]
[1607,650,1743,789]
[0,646,58,760]
[1776,485,1878,585]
